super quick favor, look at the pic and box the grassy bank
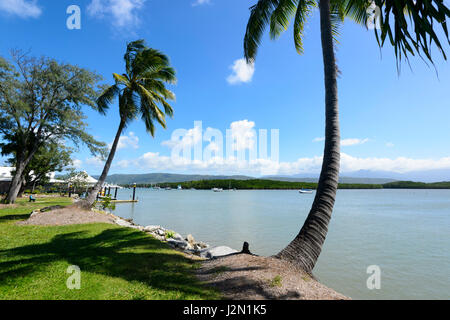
[0,197,219,300]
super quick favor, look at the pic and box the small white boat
[177,185,182,190]
[299,189,314,194]
[212,188,223,192]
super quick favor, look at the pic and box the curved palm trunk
[276,0,340,274]
[85,119,126,206]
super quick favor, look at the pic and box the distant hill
[94,168,450,185]
[96,173,254,185]
[263,175,397,184]
[341,169,450,183]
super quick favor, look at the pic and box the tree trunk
[85,119,126,206]
[5,157,29,204]
[276,0,341,274]
[17,177,27,198]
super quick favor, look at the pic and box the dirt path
[196,254,348,300]
[17,205,115,226]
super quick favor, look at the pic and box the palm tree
[244,0,449,273]
[85,40,176,206]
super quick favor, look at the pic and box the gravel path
[196,254,349,300]
[17,205,115,226]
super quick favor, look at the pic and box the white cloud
[87,0,146,27]
[0,0,42,18]
[162,126,202,150]
[341,138,369,147]
[192,0,210,6]
[227,58,255,85]
[110,152,450,176]
[386,142,395,148]
[72,159,83,169]
[85,156,104,167]
[313,137,370,147]
[110,132,139,150]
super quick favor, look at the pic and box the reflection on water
[113,188,450,299]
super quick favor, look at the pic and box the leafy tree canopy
[0,50,108,163]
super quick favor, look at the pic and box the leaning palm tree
[244,0,449,273]
[85,40,176,205]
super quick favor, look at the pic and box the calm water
[113,188,450,299]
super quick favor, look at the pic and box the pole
[114,187,118,200]
[132,183,136,201]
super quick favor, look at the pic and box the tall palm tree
[244,0,449,273]
[85,40,176,206]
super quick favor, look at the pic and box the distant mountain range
[97,173,254,185]
[95,169,450,185]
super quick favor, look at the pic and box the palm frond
[97,84,120,115]
[270,0,299,40]
[244,0,280,62]
[343,0,371,26]
[132,48,172,80]
[124,39,146,75]
[374,0,450,65]
[113,73,131,87]
[294,0,316,53]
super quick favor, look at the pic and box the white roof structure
[0,167,14,182]
[67,171,98,186]
[0,167,70,184]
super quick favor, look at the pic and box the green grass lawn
[0,197,220,300]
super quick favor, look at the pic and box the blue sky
[1,0,450,176]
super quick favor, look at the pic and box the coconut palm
[244,0,449,273]
[85,40,176,205]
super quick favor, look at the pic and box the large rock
[172,233,184,241]
[186,234,195,246]
[167,238,189,249]
[144,225,162,232]
[200,246,238,259]
[115,218,134,228]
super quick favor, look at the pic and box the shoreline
[99,207,240,259]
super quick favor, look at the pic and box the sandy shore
[196,254,349,300]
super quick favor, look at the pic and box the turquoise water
[113,188,450,299]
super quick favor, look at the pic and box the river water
[112,188,450,299]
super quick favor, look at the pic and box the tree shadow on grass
[0,227,215,299]
[0,213,31,223]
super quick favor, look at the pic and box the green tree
[3,140,74,195]
[0,51,107,203]
[244,0,449,273]
[85,40,177,205]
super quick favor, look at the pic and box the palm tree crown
[85,40,176,206]
[244,0,449,64]
[98,39,176,136]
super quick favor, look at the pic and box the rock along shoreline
[103,209,239,259]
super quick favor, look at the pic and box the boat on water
[165,187,172,190]
[177,185,182,190]
[299,189,314,194]
[212,188,224,192]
